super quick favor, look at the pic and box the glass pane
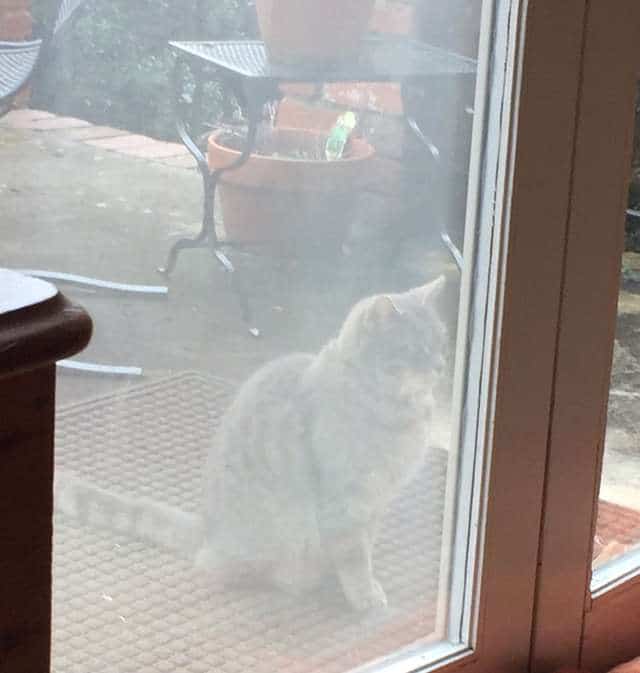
[3,0,508,670]
[593,83,640,576]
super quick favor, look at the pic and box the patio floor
[1,108,455,401]
[53,371,447,673]
[2,108,640,671]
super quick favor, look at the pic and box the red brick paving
[0,109,196,170]
[61,125,129,141]
[594,499,640,562]
[28,116,93,130]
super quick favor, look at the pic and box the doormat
[53,372,449,673]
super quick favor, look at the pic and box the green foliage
[31,0,248,140]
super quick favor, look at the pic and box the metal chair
[0,0,86,117]
[0,0,168,376]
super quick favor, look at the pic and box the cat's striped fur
[55,276,447,611]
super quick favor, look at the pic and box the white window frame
[531,2,640,672]
[356,0,592,669]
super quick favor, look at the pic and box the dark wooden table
[0,269,91,673]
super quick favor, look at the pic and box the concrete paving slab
[85,133,188,159]
[61,125,130,141]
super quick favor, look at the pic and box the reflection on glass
[2,0,499,670]
[593,86,640,571]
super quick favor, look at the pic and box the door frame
[530,2,640,672]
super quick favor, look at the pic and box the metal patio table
[161,38,476,335]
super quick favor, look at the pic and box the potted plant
[255,0,376,65]
[207,121,375,252]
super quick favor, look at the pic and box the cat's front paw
[347,578,388,613]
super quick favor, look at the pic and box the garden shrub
[31,0,249,140]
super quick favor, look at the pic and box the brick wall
[274,0,479,253]
[0,0,32,40]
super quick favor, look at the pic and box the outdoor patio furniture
[1,0,169,376]
[0,0,87,118]
[0,40,42,117]
[160,38,476,335]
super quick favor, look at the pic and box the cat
[55,275,448,612]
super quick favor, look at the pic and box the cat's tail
[54,469,204,560]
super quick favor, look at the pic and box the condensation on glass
[2,0,507,671]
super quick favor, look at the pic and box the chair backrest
[0,0,87,117]
[0,40,43,115]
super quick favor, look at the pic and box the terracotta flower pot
[255,0,376,66]
[207,127,375,251]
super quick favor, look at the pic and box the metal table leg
[157,121,259,335]
[405,113,463,272]
[157,116,216,275]
[159,63,274,335]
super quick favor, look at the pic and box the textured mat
[53,372,448,673]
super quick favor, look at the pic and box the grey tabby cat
[56,276,447,612]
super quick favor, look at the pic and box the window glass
[2,0,510,670]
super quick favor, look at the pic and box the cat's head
[336,276,448,379]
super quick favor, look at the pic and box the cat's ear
[416,275,446,305]
[369,295,399,321]
[387,276,447,314]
